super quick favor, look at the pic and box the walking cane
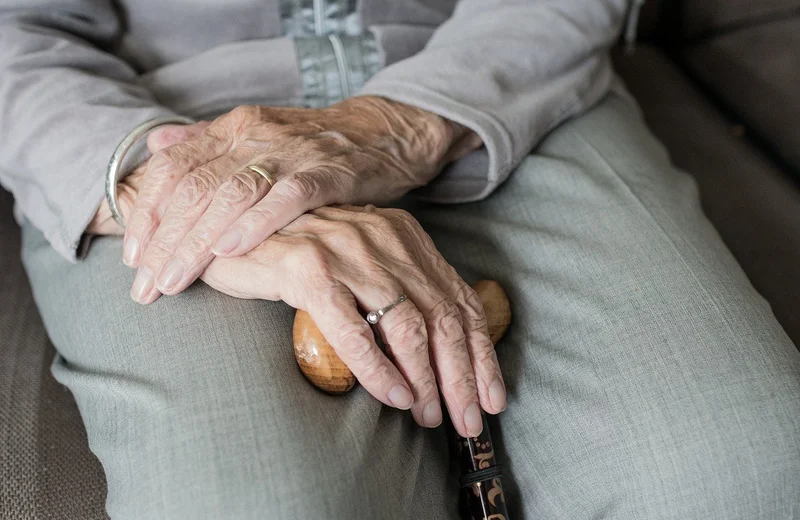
[293,280,512,519]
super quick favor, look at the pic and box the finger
[147,121,212,153]
[393,210,505,415]
[310,285,414,411]
[154,167,272,295]
[404,275,481,438]
[433,267,505,415]
[130,153,248,304]
[314,206,482,436]
[200,240,285,301]
[346,271,441,429]
[123,127,231,268]
[211,168,344,257]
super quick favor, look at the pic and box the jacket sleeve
[359,0,630,203]
[0,1,176,261]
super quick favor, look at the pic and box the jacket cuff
[61,108,178,262]
[356,81,513,203]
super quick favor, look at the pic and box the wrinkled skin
[119,96,481,305]
[88,101,503,437]
[203,204,505,437]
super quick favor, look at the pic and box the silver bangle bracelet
[104,115,196,228]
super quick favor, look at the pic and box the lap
[22,226,455,519]
[22,92,800,519]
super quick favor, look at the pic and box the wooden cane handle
[293,280,511,394]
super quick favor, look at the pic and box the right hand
[87,121,211,236]
[201,205,506,437]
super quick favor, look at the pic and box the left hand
[122,97,481,304]
[200,205,506,437]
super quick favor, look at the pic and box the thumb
[147,120,211,153]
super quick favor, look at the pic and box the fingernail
[489,378,507,412]
[212,229,243,255]
[388,385,413,410]
[422,401,442,428]
[464,403,484,437]
[123,236,139,267]
[131,268,154,303]
[156,259,184,292]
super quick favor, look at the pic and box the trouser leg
[409,92,800,519]
[21,226,457,520]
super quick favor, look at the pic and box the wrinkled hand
[200,205,505,437]
[122,97,481,304]
[87,121,211,235]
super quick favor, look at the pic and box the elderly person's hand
[87,121,211,235]
[200,205,505,437]
[122,97,481,304]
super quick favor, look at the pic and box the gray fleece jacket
[0,0,630,261]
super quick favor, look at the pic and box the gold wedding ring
[246,165,276,187]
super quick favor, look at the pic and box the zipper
[624,0,646,53]
[328,33,352,99]
[314,0,326,36]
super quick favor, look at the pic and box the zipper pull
[624,0,646,54]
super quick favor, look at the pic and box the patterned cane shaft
[456,413,509,520]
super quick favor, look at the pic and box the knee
[671,394,800,517]
[513,366,800,518]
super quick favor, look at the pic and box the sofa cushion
[615,45,800,346]
[682,17,800,174]
[0,189,108,520]
[680,0,800,39]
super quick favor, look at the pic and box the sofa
[2,1,799,517]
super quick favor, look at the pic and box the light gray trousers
[21,93,800,519]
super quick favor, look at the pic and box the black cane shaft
[456,413,509,519]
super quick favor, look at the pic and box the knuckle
[130,208,160,236]
[142,239,172,264]
[416,377,439,399]
[218,172,260,205]
[151,147,191,174]
[174,172,214,207]
[388,315,428,356]
[157,125,188,144]
[431,299,466,353]
[474,346,500,374]
[330,221,364,247]
[336,320,375,361]
[447,370,479,398]
[282,175,318,202]
[456,285,488,333]
[243,204,281,229]
[291,240,332,280]
[359,355,393,388]
[361,211,395,236]
[313,130,358,151]
[464,313,489,336]
[432,299,464,335]
[183,235,212,259]
[229,104,261,123]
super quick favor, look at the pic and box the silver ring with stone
[366,295,407,325]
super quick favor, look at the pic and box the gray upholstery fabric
[614,45,800,346]
[680,0,800,38]
[683,17,800,174]
[0,189,107,519]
